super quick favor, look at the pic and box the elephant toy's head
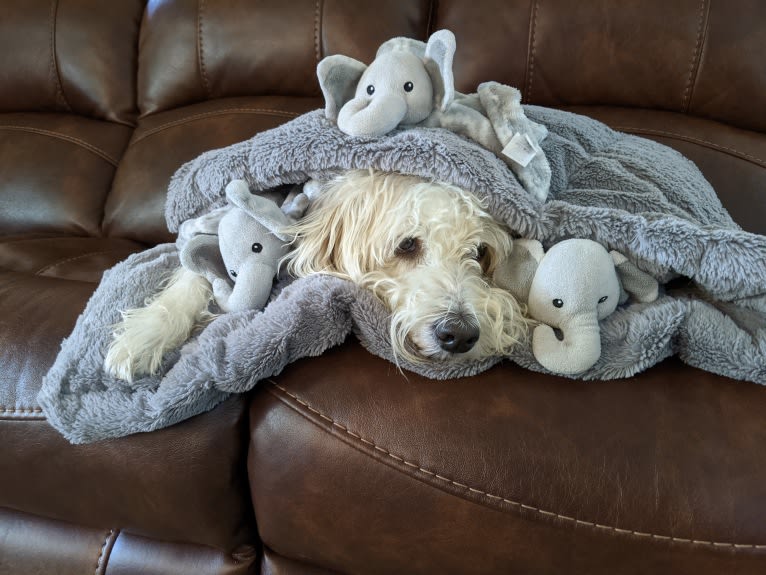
[494,238,659,375]
[179,180,308,313]
[317,29,456,137]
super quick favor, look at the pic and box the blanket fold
[40,106,766,444]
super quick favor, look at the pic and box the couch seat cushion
[250,339,766,574]
[0,237,256,552]
[0,236,145,407]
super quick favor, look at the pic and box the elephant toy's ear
[610,251,660,304]
[317,54,367,121]
[493,238,544,303]
[280,190,310,221]
[424,29,456,111]
[179,234,227,282]
[225,180,292,241]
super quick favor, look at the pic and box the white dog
[105,169,527,380]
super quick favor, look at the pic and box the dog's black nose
[434,316,480,354]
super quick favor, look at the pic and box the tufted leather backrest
[1,0,764,243]
[137,0,432,116]
[438,0,766,134]
[0,0,144,237]
[0,0,143,126]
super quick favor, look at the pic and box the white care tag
[501,132,539,167]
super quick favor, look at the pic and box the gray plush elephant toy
[494,238,659,375]
[317,29,552,201]
[178,180,307,313]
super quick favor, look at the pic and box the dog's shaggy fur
[286,170,527,365]
[105,169,527,380]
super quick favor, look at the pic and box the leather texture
[105,96,322,244]
[0,0,143,125]
[0,507,257,575]
[0,396,255,552]
[251,340,766,574]
[1,0,765,573]
[261,548,339,575]
[0,113,133,237]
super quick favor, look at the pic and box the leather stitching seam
[682,0,708,111]
[130,108,302,146]
[269,381,766,550]
[49,0,71,113]
[94,529,117,575]
[198,0,211,97]
[612,126,766,168]
[425,0,436,36]
[0,126,118,166]
[314,0,322,63]
[0,407,43,413]
[34,250,125,275]
[525,0,540,102]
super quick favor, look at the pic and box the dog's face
[286,170,527,365]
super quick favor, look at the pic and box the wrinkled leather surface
[261,548,339,575]
[1,0,765,573]
[0,0,143,125]
[138,0,431,116]
[0,271,102,408]
[0,114,133,237]
[105,96,322,244]
[0,396,255,552]
[251,340,766,574]
[0,507,257,575]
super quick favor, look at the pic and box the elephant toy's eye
[552,298,564,308]
[366,84,375,95]
[252,242,263,253]
[229,270,238,278]
[403,81,414,92]
[598,295,608,303]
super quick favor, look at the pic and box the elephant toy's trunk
[532,317,602,375]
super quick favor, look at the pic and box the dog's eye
[366,84,375,95]
[252,242,263,253]
[474,243,493,274]
[395,237,421,258]
[552,298,563,308]
[598,295,608,304]
[403,81,414,92]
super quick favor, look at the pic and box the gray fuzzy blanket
[39,107,766,444]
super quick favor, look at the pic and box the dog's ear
[285,198,346,278]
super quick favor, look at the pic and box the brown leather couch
[2,1,765,573]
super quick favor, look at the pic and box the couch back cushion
[138,0,432,116]
[0,0,144,126]
[437,0,766,134]
[0,0,143,237]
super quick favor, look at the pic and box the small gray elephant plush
[494,238,659,375]
[317,29,552,201]
[179,180,307,313]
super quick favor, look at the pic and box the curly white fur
[285,169,528,365]
[104,169,527,380]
